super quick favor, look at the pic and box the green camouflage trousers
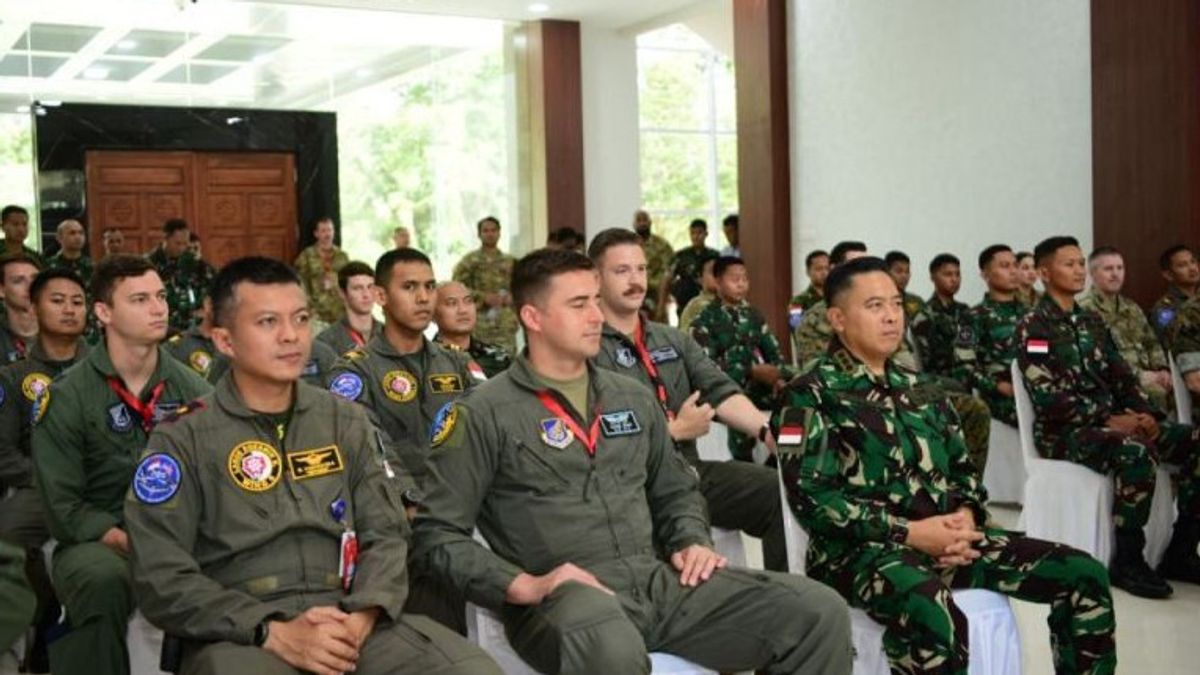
[813,528,1115,675]
[1044,421,1200,530]
[948,391,991,474]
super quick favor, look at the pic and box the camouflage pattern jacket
[954,294,1028,426]
[774,340,988,575]
[909,296,970,380]
[147,246,215,335]
[1079,288,1167,376]
[690,298,793,409]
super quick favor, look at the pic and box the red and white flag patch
[467,361,487,381]
[778,425,805,445]
[1025,339,1049,355]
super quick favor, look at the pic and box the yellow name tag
[286,445,345,480]
[428,373,464,394]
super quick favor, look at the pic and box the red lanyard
[347,325,366,347]
[633,322,675,421]
[106,378,166,433]
[536,390,601,456]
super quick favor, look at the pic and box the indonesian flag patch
[778,424,805,445]
[467,361,487,381]
[1025,338,1049,355]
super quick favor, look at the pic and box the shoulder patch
[430,403,458,448]
[20,372,52,402]
[133,453,182,505]
[1025,338,1050,355]
[329,372,364,401]
[599,409,642,437]
[1156,307,1177,328]
[30,389,49,425]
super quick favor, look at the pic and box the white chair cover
[126,610,169,675]
[775,469,1021,674]
[1012,361,1176,566]
[981,419,1025,505]
[1170,354,1193,424]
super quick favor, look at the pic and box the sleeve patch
[133,453,183,505]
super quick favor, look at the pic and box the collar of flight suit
[26,337,88,367]
[824,338,913,391]
[365,332,447,362]
[212,371,322,420]
[506,353,608,416]
[86,339,174,390]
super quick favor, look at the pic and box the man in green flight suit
[690,256,796,461]
[147,218,215,336]
[1017,236,1200,599]
[775,255,1115,675]
[32,255,211,675]
[452,216,517,353]
[1079,246,1172,413]
[588,228,787,572]
[0,256,40,365]
[315,261,382,356]
[413,247,853,675]
[953,244,1029,427]
[433,281,512,379]
[0,268,89,668]
[123,256,498,675]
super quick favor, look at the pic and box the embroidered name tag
[286,445,345,480]
[599,410,641,437]
[428,373,464,394]
[649,346,680,364]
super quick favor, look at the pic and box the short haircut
[689,218,707,231]
[189,232,200,243]
[713,256,745,279]
[830,241,867,266]
[477,215,500,234]
[554,227,582,246]
[30,268,85,304]
[210,256,302,328]
[1088,245,1122,269]
[722,213,738,230]
[90,254,158,305]
[1159,244,1193,271]
[929,253,960,274]
[511,248,595,323]
[1,205,28,221]
[805,250,829,269]
[1033,236,1080,267]
[826,256,892,307]
[337,260,375,291]
[587,227,642,262]
[884,250,910,267]
[56,219,83,235]
[0,255,41,283]
[162,218,189,236]
[375,247,432,287]
[1015,251,1033,264]
[978,244,1013,270]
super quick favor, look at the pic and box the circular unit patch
[133,453,183,504]
[227,441,282,492]
[382,370,418,403]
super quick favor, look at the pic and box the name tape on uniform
[599,410,641,437]
[286,445,344,480]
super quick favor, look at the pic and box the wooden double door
[85,150,298,268]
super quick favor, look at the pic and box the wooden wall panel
[1092,0,1200,306]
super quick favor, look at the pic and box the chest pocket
[499,437,573,497]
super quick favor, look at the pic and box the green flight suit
[123,377,498,675]
[595,319,787,572]
[0,540,34,652]
[412,356,853,675]
[316,316,383,357]
[0,320,31,365]
[775,340,1115,674]
[31,343,211,675]
[0,338,88,637]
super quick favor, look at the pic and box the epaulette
[342,347,368,361]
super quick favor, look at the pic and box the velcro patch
[599,409,641,437]
[428,373,464,394]
[286,446,344,480]
[133,453,182,505]
[329,372,364,401]
[649,346,680,364]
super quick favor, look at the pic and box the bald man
[47,220,94,285]
[433,281,512,379]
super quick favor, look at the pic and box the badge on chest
[382,370,418,403]
[599,409,641,437]
[539,418,574,449]
[228,441,282,492]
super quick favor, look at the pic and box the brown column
[733,0,793,354]
[1092,0,1200,306]
[524,20,586,245]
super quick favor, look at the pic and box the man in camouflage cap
[633,210,674,322]
[452,216,517,353]
[1017,236,1200,599]
[953,244,1029,427]
[777,255,1115,675]
[433,280,512,379]
[1079,246,1172,413]
[690,256,795,461]
[147,218,215,336]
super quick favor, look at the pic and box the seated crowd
[0,203,1198,675]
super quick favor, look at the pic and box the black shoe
[1111,528,1173,599]
[1157,518,1200,585]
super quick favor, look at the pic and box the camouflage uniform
[786,286,823,333]
[0,244,44,269]
[775,340,1116,674]
[910,296,970,380]
[45,253,94,286]
[1079,288,1171,413]
[433,334,511,379]
[678,290,715,333]
[147,246,216,335]
[690,298,795,460]
[795,300,992,471]
[669,245,719,315]
[902,291,925,323]
[293,244,349,325]
[1017,294,1200,531]
[1148,284,1194,346]
[954,295,1028,426]
[641,233,675,320]
[452,248,517,354]
[1015,287,1041,308]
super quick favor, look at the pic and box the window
[637,24,737,249]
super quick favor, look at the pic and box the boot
[1110,528,1173,598]
[1157,517,1200,584]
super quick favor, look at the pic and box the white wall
[580,25,642,239]
[788,0,1093,302]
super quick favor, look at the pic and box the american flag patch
[778,425,805,445]
[1025,339,1049,354]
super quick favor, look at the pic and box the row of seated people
[1,232,1196,674]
